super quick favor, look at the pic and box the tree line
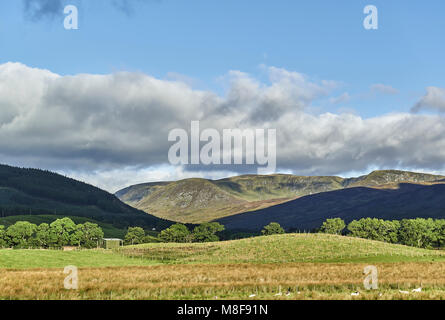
[124,222,287,244]
[0,217,104,249]
[7,215,443,250]
[124,222,226,244]
[320,217,445,249]
[0,218,285,249]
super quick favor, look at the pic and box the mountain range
[116,170,445,230]
[2,163,445,234]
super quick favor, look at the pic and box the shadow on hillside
[217,183,445,232]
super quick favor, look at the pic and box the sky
[0,0,445,192]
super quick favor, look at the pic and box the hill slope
[116,170,444,223]
[135,178,246,223]
[217,183,445,231]
[0,164,172,230]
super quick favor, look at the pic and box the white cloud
[1,62,445,191]
[412,87,445,113]
[65,165,239,193]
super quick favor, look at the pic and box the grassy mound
[120,233,445,264]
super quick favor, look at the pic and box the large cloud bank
[1,62,444,191]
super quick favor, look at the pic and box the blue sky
[1,1,445,191]
[1,0,444,117]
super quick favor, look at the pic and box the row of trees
[11,215,442,250]
[125,222,226,244]
[0,218,104,249]
[320,217,445,249]
[124,222,287,244]
[0,218,286,249]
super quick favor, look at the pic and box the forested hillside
[0,164,172,230]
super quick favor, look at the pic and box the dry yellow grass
[2,263,445,300]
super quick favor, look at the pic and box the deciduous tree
[261,222,285,236]
[124,226,145,245]
[320,218,346,235]
[49,218,77,247]
[159,224,192,243]
[6,221,37,248]
[193,222,225,242]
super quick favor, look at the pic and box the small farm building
[100,238,124,249]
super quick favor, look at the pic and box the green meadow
[1,234,444,269]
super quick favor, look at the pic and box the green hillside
[116,170,445,223]
[0,164,172,231]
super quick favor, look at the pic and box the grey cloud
[111,0,133,14]
[23,0,64,21]
[22,0,154,21]
[273,112,445,176]
[1,62,445,191]
[111,0,159,16]
[412,87,445,113]
[216,68,332,124]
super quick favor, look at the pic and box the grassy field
[2,234,445,300]
[0,249,158,269]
